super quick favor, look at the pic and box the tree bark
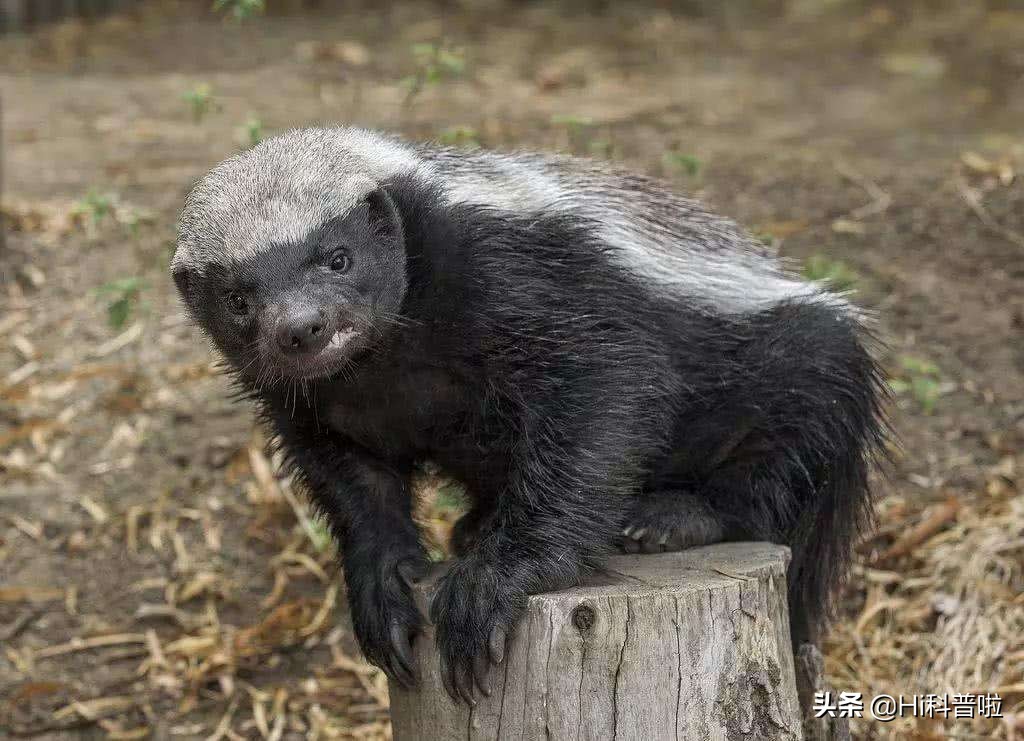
[389,542,802,740]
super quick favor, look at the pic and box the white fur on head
[173,128,425,276]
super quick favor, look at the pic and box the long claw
[488,625,506,665]
[456,663,476,705]
[473,651,491,696]
[440,657,459,702]
[389,621,415,686]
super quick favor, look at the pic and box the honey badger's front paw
[429,557,522,703]
[347,552,429,688]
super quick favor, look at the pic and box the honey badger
[172,127,886,702]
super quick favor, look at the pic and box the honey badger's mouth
[270,326,362,381]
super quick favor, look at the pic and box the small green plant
[551,114,595,153]
[239,116,264,148]
[96,277,146,329]
[307,516,334,553]
[663,151,702,177]
[438,125,479,148]
[889,356,942,413]
[120,208,151,237]
[803,254,859,292]
[402,43,466,103]
[434,482,468,515]
[183,83,217,123]
[72,191,156,236]
[72,190,114,226]
[212,0,264,21]
[428,481,467,561]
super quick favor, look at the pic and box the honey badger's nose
[276,307,330,355]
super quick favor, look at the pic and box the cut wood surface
[389,542,802,740]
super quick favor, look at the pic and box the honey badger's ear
[170,255,193,297]
[364,185,405,247]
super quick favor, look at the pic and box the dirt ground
[1,1,1022,738]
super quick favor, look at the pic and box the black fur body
[172,129,886,702]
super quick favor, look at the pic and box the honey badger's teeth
[328,327,358,348]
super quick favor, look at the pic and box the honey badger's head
[172,130,411,382]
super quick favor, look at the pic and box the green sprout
[307,516,334,553]
[239,116,264,147]
[183,83,217,123]
[438,126,479,148]
[663,151,702,177]
[889,356,942,414]
[212,0,264,21]
[72,190,114,226]
[803,254,859,292]
[434,482,468,516]
[402,43,466,104]
[96,277,146,329]
[427,482,467,562]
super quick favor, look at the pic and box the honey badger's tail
[776,303,888,645]
[698,299,889,646]
[784,357,888,646]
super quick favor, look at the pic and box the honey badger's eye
[225,291,249,316]
[330,251,351,273]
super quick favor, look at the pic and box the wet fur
[174,132,886,700]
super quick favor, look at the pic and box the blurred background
[1,1,1022,738]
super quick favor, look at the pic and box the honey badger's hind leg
[639,299,886,647]
[620,408,761,555]
[619,491,728,554]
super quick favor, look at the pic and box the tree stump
[389,542,802,740]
